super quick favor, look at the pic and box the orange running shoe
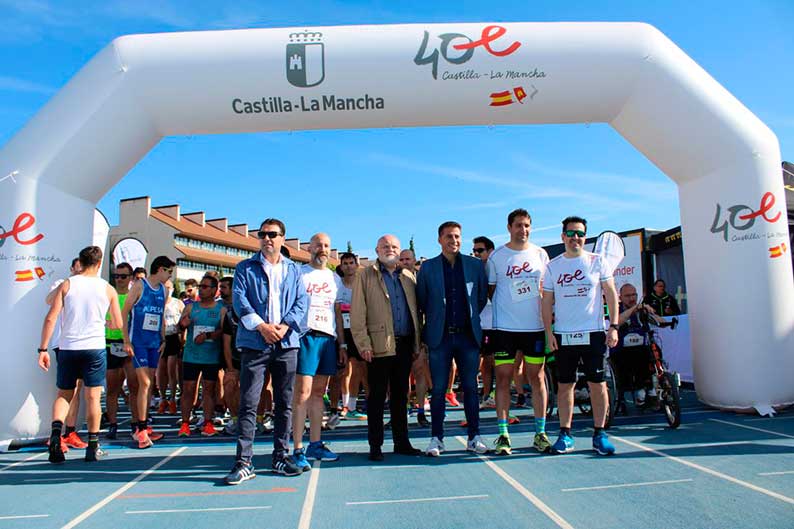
[146,426,164,441]
[136,429,153,449]
[178,422,191,437]
[168,400,177,415]
[445,392,461,407]
[62,431,88,449]
[201,421,218,437]
[157,400,167,414]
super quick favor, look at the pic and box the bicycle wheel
[661,372,682,429]
[604,360,619,429]
[577,379,592,415]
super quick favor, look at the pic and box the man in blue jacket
[416,221,489,456]
[225,218,309,484]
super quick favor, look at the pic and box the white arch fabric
[0,22,792,442]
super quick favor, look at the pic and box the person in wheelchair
[610,283,666,413]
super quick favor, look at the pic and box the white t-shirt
[301,265,343,337]
[542,251,611,334]
[480,299,493,330]
[487,244,549,332]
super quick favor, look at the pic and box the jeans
[367,336,414,450]
[236,345,297,463]
[429,332,480,440]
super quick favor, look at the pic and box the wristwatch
[37,348,48,353]
[204,331,212,339]
[609,323,620,330]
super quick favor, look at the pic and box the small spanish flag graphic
[34,267,46,279]
[15,269,34,282]
[769,242,788,258]
[489,90,513,107]
[514,86,527,103]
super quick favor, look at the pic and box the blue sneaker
[292,448,312,472]
[306,441,339,462]
[551,431,575,454]
[592,431,616,456]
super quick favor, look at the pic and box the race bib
[509,277,540,302]
[109,342,126,358]
[193,325,215,341]
[308,304,335,335]
[561,332,590,346]
[142,313,161,332]
[342,312,351,329]
[624,333,645,347]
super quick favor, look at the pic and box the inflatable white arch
[1,22,792,442]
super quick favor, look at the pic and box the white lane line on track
[368,465,424,470]
[0,451,46,472]
[347,494,489,505]
[562,479,693,492]
[23,477,83,482]
[748,416,794,422]
[0,514,50,520]
[297,460,320,529]
[709,418,794,440]
[60,446,187,529]
[610,435,794,505]
[454,436,574,529]
[126,506,272,514]
[759,470,794,476]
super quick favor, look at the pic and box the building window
[174,235,254,259]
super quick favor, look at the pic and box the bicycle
[640,311,682,428]
[544,352,619,429]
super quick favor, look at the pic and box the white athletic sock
[342,393,349,410]
[347,396,357,411]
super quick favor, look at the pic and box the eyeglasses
[564,230,586,238]
[472,248,486,254]
[257,231,282,239]
[199,284,215,289]
[112,273,130,279]
[161,267,173,274]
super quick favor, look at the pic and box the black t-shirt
[222,307,240,363]
[642,293,681,316]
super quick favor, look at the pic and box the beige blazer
[350,263,421,358]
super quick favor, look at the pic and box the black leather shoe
[416,414,430,427]
[369,448,384,461]
[393,445,422,456]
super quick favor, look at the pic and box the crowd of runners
[35,208,682,485]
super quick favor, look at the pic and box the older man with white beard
[351,235,423,461]
[291,233,347,471]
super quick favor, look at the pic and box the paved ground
[1,390,793,529]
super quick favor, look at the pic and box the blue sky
[1,0,792,258]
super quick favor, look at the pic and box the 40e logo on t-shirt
[505,261,534,278]
[306,282,332,294]
[556,269,584,286]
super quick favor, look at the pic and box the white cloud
[0,75,54,94]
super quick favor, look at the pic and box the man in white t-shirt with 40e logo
[487,208,552,455]
[541,216,619,456]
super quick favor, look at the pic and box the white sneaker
[223,418,237,436]
[480,396,496,409]
[634,388,646,405]
[466,435,488,454]
[425,437,445,457]
[326,412,342,430]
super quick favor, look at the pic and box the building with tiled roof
[107,196,340,289]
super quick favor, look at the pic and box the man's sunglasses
[257,231,282,239]
[564,230,586,238]
[472,248,487,254]
[112,273,130,279]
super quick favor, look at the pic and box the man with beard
[291,233,347,471]
[352,236,423,461]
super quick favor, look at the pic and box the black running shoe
[85,445,107,462]
[224,461,256,485]
[106,423,118,440]
[48,437,65,464]
[272,454,301,477]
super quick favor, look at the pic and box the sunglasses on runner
[564,230,586,238]
[112,273,130,279]
[472,248,486,254]
[257,230,282,239]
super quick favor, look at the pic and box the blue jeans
[429,333,480,440]
[236,345,297,463]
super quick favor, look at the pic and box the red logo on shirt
[505,261,533,279]
[556,269,584,286]
[306,282,332,294]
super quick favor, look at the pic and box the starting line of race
[1,409,793,528]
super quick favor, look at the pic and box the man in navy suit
[416,221,489,456]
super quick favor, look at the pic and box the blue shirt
[441,253,470,331]
[130,279,165,348]
[380,263,413,337]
